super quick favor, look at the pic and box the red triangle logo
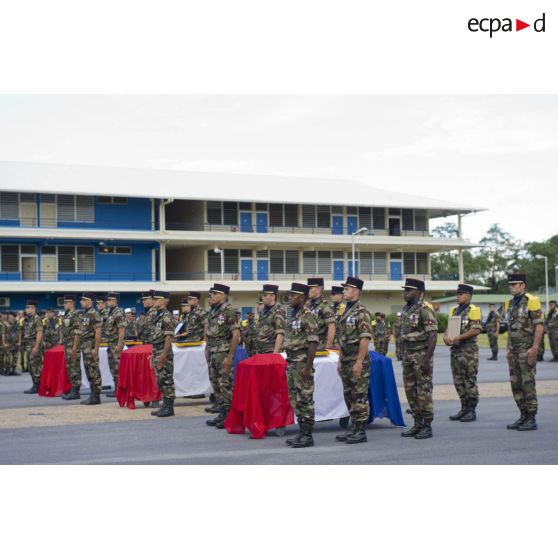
[516,19,530,31]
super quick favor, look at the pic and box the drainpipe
[158,199,173,283]
[159,198,174,232]
[457,213,464,282]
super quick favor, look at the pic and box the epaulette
[421,301,434,310]
[469,304,482,321]
[525,293,542,312]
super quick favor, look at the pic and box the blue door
[331,215,343,235]
[241,259,253,280]
[348,260,360,276]
[347,216,358,235]
[240,212,252,232]
[390,261,402,280]
[241,306,252,320]
[257,259,269,280]
[333,260,344,281]
[256,213,268,233]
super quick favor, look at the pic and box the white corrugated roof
[0,160,486,217]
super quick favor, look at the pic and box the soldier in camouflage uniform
[444,284,482,422]
[6,314,20,375]
[306,278,335,351]
[399,278,438,440]
[96,294,110,344]
[138,291,161,407]
[283,283,319,448]
[330,286,346,347]
[104,292,126,397]
[504,273,544,431]
[334,276,373,444]
[22,300,44,394]
[148,291,176,418]
[42,308,59,350]
[373,312,388,355]
[205,283,240,429]
[255,284,285,354]
[175,292,207,343]
[60,294,83,400]
[485,303,501,361]
[73,292,102,405]
[546,300,558,362]
[0,315,7,375]
[124,309,139,341]
[18,314,27,373]
[240,311,257,357]
[394,312,403,361]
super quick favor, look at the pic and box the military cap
[95,294,107,302]
[26,299,39,307]
[261,284,279,294]
[46,308,54,312]
[289,282,310,296]
[172,310,179,316]
[342,276,364,290]
[257,296,264,304]
[187,291,201,299]
[457,284,474,295]
[63,294,76,302]
[209,283,230,295]
[375,312,382,317]
[402,278,425,291]
[508,272,527,284]
[307,277,324,287]
[181,298,190,305]
[124,308,132,313]
[107,292,120,300]
[81,292,97,301]
[152,290,170,299]
[550,300,557,305]
[331,286,344,295]
[140,290,154,299]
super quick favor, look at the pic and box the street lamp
[214,248,224,280]
[351,227,369,277]
[555,264,558,298]
[535,255,549,313]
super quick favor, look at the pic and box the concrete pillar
[458,248,464,282]
[160,242,167,283]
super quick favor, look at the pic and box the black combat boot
[207,408,225,427]
[214,408,229,429]
[205,402,221,413]
[152,397,175,417]
[61,386,81,400]
[345,422,367,444]
[517,413,537,431]
[401,417,422,437]
[23,381,40,394]
[335,421,357,442]
[291,423,314,448]
[80,392,101,405]
[286,424,304,446]
[459,405,477,422]
[414,419,433,439]
[105,385,117,397]
[449,400,468,421]
[506,410,526,430]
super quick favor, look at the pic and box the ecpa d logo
[468,13,546,37]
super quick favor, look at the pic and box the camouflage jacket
[307,296,335,351]
[75,307,101,343]
[7,321,19,344]
[125,318,140,340]
[0,321,6,345]
[138,307,156,342]
[400,300,438,352]
[331,301,346,345]
[545,307,558,331]
[283,305,319,363]
[255,303,286,352]
[337,300,372,360]
[60,309,81,344]
[105,306,126,344]
[151,308,175,348]
[394,316,402,338]
[448,303,482,350]
[23,314,44,344]
[373,319,386,341]
[177,305,207,343]
[206,302,239,353]
[99,308,110,342]
[43,317,59,347]
[485,310,501,334]
[504,293,543,350]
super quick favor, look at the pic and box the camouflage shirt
[7,321,19,344]
[545,307,558,332]
[373,319,386,341]
[105,306,126,344]
[138,308,156,342]
[43,317,59,347]
[307,297,335,351]
[331,301,346,345]
[485,310,501,334]
[206,302,239,353]
[283,305,319,363]
[75,307,101,342]
[99,308,110,343]
[337,300,372,361]
[23,314,44,345]
[151,308,175,348]
[125,318,140,340]
[504,293,543,350]
[448,303,482,350]
[255,303,286,352]
[177,305,207,343]
[394,315,402,338]
[400,299,438,352]
[60,309,81,344]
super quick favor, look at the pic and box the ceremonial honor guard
[105,292,126,397]
[240,311,257,357]
[444,284,482,422]
[42,308,59,350]
[485,304,501,361]
[175,292,207,343]
[255,284,285,354]
[60,294,83,400]
[504,273,544,431]
[372,312,388,356]
[22,300,44,394]
[330,285,346,347]
[335,276,373,444]
[546,300,558,362]
[124,308,139,341]
[306,278,336,350]
[7,315,20,375]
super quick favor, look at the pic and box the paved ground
[1,346,557,464]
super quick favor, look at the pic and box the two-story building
[0,161,484,316]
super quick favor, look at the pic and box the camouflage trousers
[0,347,17,372]
[63,343,82,387]
[450,346,479,407]
[374,338,388,356]
[80,339,102,395]
[107,343,122,386]
[339,354,371,423]
[0,348,6,372]
[403,350,434,423]
[208,349,233,411]
[507,348,538,414]
[256,342,275,354]
[549,329,558,359]
[487,332,499,356]
[24,342,44,383]
[537,335,545,359]
[395,337,403,360]
[286,360,315,425]
[152,344,175,400]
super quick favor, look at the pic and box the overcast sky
[0,95,556,243]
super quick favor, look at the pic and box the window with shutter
[317,251,331,274]
[285,250,299,274]
[207,201,222,225]
[224,249,239,273]
[372,207,385,230]
[0,245,19,272]
[207,250,221,273]
[40,194,56,203]
[284,204,298,227]
[402,209,414,231]
[58,246,76,272]
[76,196,94,222]
[358,207,372,229]
[374,252,387,274]
[269,204,283,227]
[19,193,35,203]
[223,202,238,226]
[303,252,316,274]
[0,192,19,220]
[316,206,330,228]
[415,209,428,232]
[346,206,358,215]
[416,253,428,274]
[77,246,94,272]
[57,195,75,222]
[239,249,252,258]
[302,206,316,228]
[270,250,284,273]
[20,245,36,254]
[360,252,373,274]
[404,252,416,275]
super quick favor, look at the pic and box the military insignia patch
[217,314,225,324]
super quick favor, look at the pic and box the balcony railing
[0,271,158,282]
[165,272,437,282]
[0,217,155,230]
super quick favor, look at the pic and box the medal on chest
[217,313,225,325]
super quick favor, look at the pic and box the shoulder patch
[449,306,456,317]
[422,301,434,310]
[526,295,542,312]
[469,305,482,321]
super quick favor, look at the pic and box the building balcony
[0,217,155,231]
[0,271,157,282]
